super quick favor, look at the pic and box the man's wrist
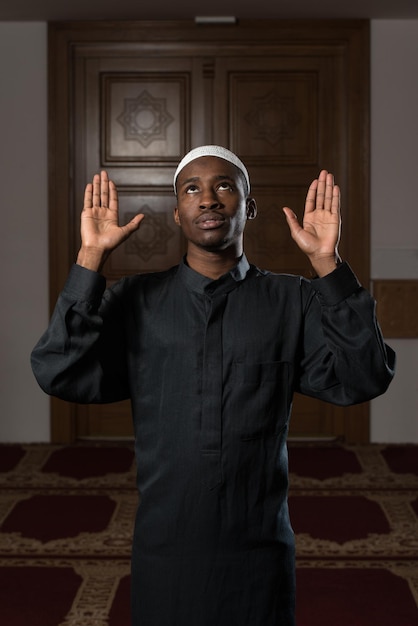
[76,247,108,273]
[309,253,342,278]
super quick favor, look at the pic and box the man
[31,146,395,626]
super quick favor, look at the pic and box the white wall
[0,20,416,442]
[370,20,418,442]
[0,22,49,441]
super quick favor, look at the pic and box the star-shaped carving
[125,206,175,262]
[117,90,174,148]
[245,91,300,146]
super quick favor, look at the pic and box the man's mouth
[196,213,226,229]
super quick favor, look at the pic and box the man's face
[174,156,256,253]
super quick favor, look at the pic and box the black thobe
[31,256,395,626]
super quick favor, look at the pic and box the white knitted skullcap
[173,145,250,194]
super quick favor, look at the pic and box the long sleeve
[31,264,130,404]
[296,262,396,405]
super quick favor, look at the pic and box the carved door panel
[73,54,203,437]
[49,21,370,442]
[213,52,347,438]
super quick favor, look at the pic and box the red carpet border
[0,442,417,625]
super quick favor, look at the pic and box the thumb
[282,207,302,238]
[120,213,145,239]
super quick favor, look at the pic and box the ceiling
[1,0,418,22]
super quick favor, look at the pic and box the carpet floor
[0,441,417,625]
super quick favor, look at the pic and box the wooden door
[48,20,370,443]
[73,53,202,438]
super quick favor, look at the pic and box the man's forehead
[173,145,250,194]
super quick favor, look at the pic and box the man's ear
[246,197,257,220]
[173,207,181,226]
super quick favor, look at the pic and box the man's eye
[186,185,199,193]
[218,182,233,191]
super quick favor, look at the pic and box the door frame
[48,20,370,443]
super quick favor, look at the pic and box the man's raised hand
[282,170,342,277]
[77,171,144,272]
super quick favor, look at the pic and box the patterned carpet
[0,442,417,625]
[289,443,418,625]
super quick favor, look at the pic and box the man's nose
[199,189,221,210]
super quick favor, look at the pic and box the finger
[331,184,341,215]
[120,213,146,239]
[282,206,302,238]
[100,171,109,208]
[84,183,93,209]
[323,172,334,210]
[304,178,319,214]
[315,170,328,210]
[128,213,145,230]
[92,174,101,207]
[109,180,119,211]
